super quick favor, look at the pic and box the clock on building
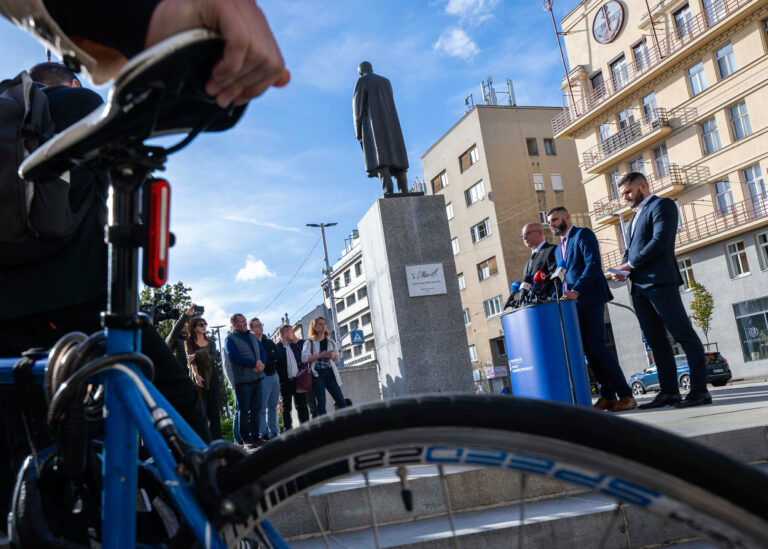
[593,1,625,44]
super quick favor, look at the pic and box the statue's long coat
[353,72,409,177]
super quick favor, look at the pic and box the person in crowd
[224,314,265,448]
[547,206,637,412]
[249,318,280,440]
[276,324,310,430]
[302,317,347,415]
[614,172,711,408]
[220,327,243,445]
[165,304,199,368]
[186,317,222,438]
[521,222,557,279]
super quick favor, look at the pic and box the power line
[257,238,321,316]
[291,288,323,321]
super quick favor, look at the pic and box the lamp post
[306,222,340,341]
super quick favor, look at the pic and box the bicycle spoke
[517,473,528,549]
[304,492,332,549]
[363,471,381,549]
[438,465,459,548]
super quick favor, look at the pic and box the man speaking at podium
[547,207,636,412]
[521,222,556,278]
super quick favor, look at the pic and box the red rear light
[142,178,171,287]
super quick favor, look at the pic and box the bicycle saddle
[20,28,246,182]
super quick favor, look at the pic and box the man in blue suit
[614,173,711,408]
[547,207,636,411]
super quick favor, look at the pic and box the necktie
[560,236,568,292]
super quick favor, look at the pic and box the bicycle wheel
[216,394,768,548]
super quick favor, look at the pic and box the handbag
[295,366,313,393]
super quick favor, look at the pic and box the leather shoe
[612,396,637,411]
[676,391,712,408]
[593,397,618,411]
[638,392,681,409]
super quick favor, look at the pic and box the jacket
[523,242,557,278]
[276,339,306,383]
[554,226,612,308]
[224,330,266,385]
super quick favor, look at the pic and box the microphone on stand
[503,281,521,310]
[517,274,534,307]
[552,261,567,297]
[531,270,548,303]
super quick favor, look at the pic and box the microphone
[503,281,521,310]
[517,274,534,306]
[532,270,548,303]
[553,261,566,283]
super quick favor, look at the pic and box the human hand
[616,262,632,273]
[194,372,205,387]
[187,352,196,362]
[145,0,290,108]
[185,304,196,317]
[560,290,580,301]
[255,360,265,372]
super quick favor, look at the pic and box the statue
[353,61,409,197]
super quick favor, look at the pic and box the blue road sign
[350,330,365,344]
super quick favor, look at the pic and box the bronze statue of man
[353,61,409,196]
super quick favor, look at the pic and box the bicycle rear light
[142,178,171,287]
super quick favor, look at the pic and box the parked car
[628,352,732,396]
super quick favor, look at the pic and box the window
[538,211,548,224]
[470,218,491,243]
[353,345,363,357]
[653,144,670,177]
[468,344,478,362]
[340,324,349,337]
[726,240,750,277]
[642,92,658,123]
[551,173,563,191]
[457,273,465,290]
[431,171,448,194]
[336,300,345,312]
[344,270,351,286]
[688,62,707,96]
[764,19,768,43]
[633,40,650,71]
[464,180,485,206]
[678,258,695,290]
[346,294,356,307]
[728,101,752,141]
[483,295,503,318]
[590,71,606,100]
[744,165,767,217]
[343,349,352,360]
[533,173,545,192]
[544,138,556,155]
[618,107,634,130]
[365,339,375,352]
[610,56,629,91]
[362,312,371,325]
[714,179,734,214]
[459,145,479,172]
[598,122,611,142]
[463,308,471,326]
[757,232,768,270]
[354,261,362,277]
[526,138,539,156]
[357,287,368,299]
[733,296,768,362]
[451,237,460,255]
[629,157,645,175]
[716,43,736,78]
[477,256,498,282]
[704,0,726,25]
[700,118,721,155]
[675,5,693,39]
[445,202,454,220]
[608,169,622,199]
[350,319,360,331]
[334,278,341,290]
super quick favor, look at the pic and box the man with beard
[547,206,636,412]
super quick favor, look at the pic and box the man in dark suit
[614,172,710,408]
[547,207,636,411]
[521,223,557,278]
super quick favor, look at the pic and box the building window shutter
[489,256,498,276]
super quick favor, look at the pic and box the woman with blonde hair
[301,316,347,415]
[186,317,222,438]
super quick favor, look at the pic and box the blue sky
[1,0,579,333]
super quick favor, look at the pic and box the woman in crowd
[301,316,347,415]
[185,317,222,438]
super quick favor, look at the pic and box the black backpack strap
[13,348,54,469]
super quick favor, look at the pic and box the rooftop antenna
[464,93,474,112]
[506,75,516,106]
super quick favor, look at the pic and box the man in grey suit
[521,222,557,278]
[614,172,711,409]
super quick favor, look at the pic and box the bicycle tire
[217,394,768,547]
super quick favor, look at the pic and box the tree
[139,281,192,340]
[689,281,714,345]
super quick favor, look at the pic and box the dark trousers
[200,371,222,440]
[280,378,309,430]
[234,381,261,444]
[632,285,707,394]
[313,368,347,415]
[577,302,632,399]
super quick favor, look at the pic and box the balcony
[551,0,756,137]
[592,165,684,223]
[601,191,768,269]
[582,110,670,173]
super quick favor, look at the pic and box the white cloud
[223,214,302,233]
[434,28,480,61]
[445,0,500,24]
[236,256,276,281]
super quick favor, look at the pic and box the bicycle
[1,29,768,549]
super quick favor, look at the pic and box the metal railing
[600,191,768,269]
[582,109,669,170]
[592,165,683,218]
[551,0,754,135]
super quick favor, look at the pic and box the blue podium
[501,301,591,407]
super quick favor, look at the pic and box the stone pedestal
[359,196,474,397]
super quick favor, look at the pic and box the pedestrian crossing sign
[350,330,365,344]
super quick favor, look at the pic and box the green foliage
[220,417,234,442]
[689,281,714,345]
[140,281,193,340]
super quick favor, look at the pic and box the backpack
[0,71,94,269]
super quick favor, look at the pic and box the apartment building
[322,232,377,368]
[422,105,587,389]
[553,0,768,377]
